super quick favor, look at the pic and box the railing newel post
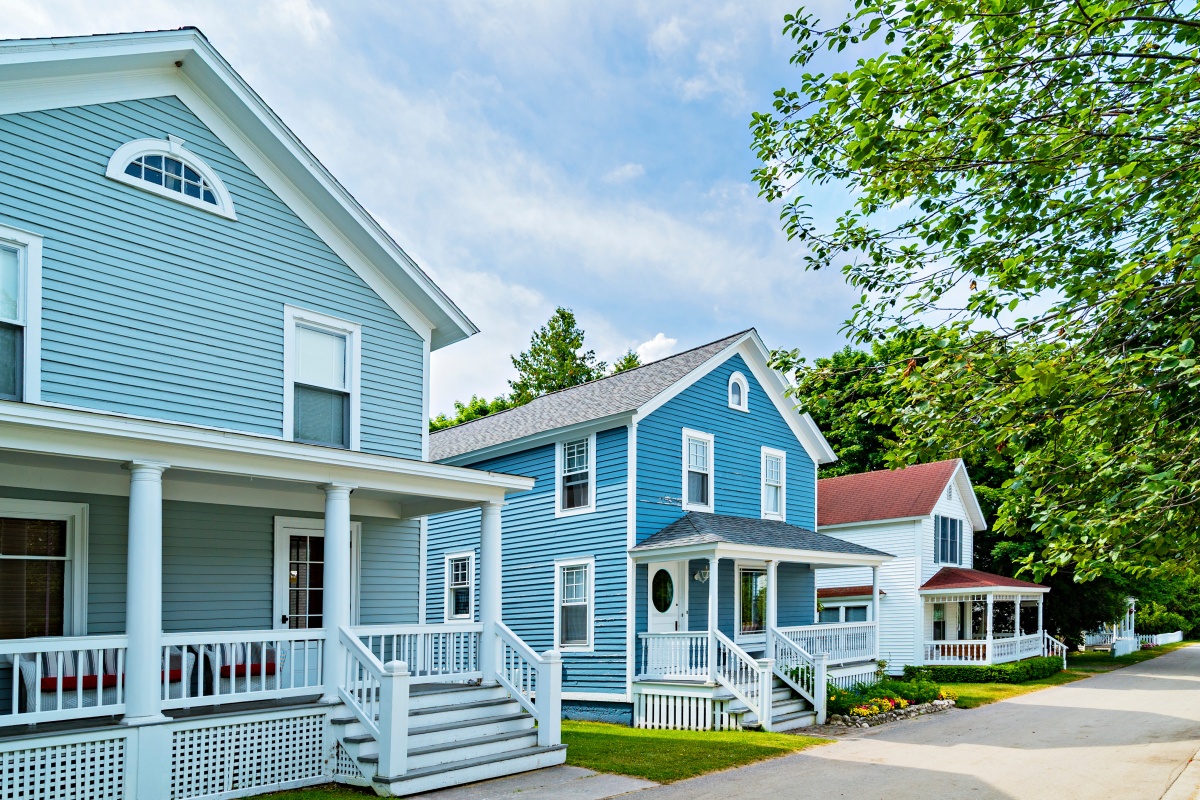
[815,652,828,725]
[378,660,409,778]
[537,649,562,747]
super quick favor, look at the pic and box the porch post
[985,593,995,663]
[479,500,503,682]
[321,482,355,704]
[765,560,778,666]
[1038,595,1044,633]
[122,461,169,725]
[872,565,881,661]
[1015,595,1022,639]
[707,556,719,683]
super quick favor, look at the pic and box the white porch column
[1015,595,1022,638]
[707,556,719,683]
[479,500,503,682]
[765,561,778,657]
[1038,595,1044,633]
[123,461,169,725]
[985,593,995,663]
[872,566,881,660]
[321,482,355,703]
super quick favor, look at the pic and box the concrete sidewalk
[639,644,1200,800]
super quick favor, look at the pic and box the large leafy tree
[753,0,1200,579]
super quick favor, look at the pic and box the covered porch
[0,404,562,799]
[919,567,1066,667]
[629,513,891,731]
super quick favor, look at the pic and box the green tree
[509,307,607,404]
[429,394,513,432]
[611,349,642,374]
[752,1,1200,579]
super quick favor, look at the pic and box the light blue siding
[0,97,424,458]
[426,427,630,695]
[636,354,817,541]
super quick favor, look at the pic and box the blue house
[427,331,892,731]
[0,29,565,800]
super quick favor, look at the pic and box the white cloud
[649,16,686,56]
[636,333,677,363]
[602,162,645,184]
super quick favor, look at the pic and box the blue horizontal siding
[0,96,423,458]
[636,353,817,542]
[427,426,630,695]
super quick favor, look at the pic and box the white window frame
[681,428,715,513]
[0,499,88,636]
[553,556,595,652]
[934,515,963,565]
[760,446,786,521]
[734,561,767,645]
[727,371,749,412]
[0,223,42,403]
[443,550,475,622]
[282,305,362,451]
[272,516,362,628]
[554,433,596,517]
[819,600,874,623]
[106,136,237,219]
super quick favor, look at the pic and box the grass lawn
[562,720,829,783]
[261,787,372,799]
[1067,640,1195,673]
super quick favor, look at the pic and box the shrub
[1136,603,1189,636]
[827,678,943,716]
[902,656,1062,684]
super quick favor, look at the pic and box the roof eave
[435,411,635,466]
[629,540,893,566]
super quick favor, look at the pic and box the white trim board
[553,555,596,653]
[272,515,362,628]
[282,305,363,451]
[105,136,237,219]
[553,432,597,518]
[442,549,476,623]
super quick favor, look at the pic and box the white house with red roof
[815,459,1067,672]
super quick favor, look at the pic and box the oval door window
[652,569,674,613]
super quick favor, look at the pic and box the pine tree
[508,308,606,404]
[611,350,641,374]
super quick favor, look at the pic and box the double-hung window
[761,447,786,520]
[682,429,714,512]
[935,515,962,565]
[0,500,87,639]
[284,307,360,450]
[444,552,474,621]
[556,558,593,650]
[738,567,767,638]
[0,225,41,403]
[556,435,595,515]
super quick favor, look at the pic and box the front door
[273,517,360,630]
[647,561,684,633]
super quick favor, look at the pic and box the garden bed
[828,698,957,727]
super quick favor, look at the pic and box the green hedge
[902,656,1062,684]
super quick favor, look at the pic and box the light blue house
[427,331,892,731]
[0,29,565,800]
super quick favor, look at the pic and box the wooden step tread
[409,697,516,717]
[372,745,567,786]
[408,712,532,737]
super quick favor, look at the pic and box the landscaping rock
[827,699,957,728]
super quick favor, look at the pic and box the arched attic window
[728,371,749,412]
[106,135,236,219]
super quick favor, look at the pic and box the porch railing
[925,632,1049,665]
[340,627,407,777]
[1,634,128,724]
[778,622,876,665]
[494,623,562,747]
[713,630,772,730]
[1084,630,1115,647]
[355,623,482,684]
[637,632,710,680]
[1044,632,1068,669]
[159,629,325,709]
[768,627,826,723]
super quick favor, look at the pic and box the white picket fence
[1138,631,1183,647]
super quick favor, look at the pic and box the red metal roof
[817,585,886,599]
[920,567,1045,592]
[818,459,962,527]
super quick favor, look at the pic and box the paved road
[642,644,1200,800]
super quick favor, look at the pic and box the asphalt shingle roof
[818,459,962,527]
[430,331,750,462]
[631,513,892,558]
[921,567,1045,592]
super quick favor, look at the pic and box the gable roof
[431,329,837,465]
[920,567,1046,593]
[818,459,986,530]
[0,29,475,350]
[631,513,891,559]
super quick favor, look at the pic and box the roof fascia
[919,585,1048,596]
[629,540,892,566]
[952,461,988,531]
[436,412,634,466]
[0,31,476,350]
[818,514,929,530]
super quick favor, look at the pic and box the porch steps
[721,678,816,732]
[332,682,566,797]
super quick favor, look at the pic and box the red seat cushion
[40,670,183,691]
[219,662,276,678]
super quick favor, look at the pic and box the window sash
[0,245,21,326]
[294,324,348,392]
[739,569,767,635]
[0,517,70,640]
[293,384,350,448]
[560,439,591,511]
[687,470,709,507]
[558,563,590,647]
[936,516,961,564]
[687,438,709,472]
[562,439,589,475]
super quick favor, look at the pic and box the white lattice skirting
[170,710,328,800]
[633,688,737,731]
[0,733,127,800]
[332,742,370,786]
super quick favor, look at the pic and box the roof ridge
[430,328,753,438]
[818,458,961,484]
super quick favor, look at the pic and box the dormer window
[728,371,749,412]
[106,136,236,219]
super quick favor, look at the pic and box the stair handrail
[769,626,827,724]
[1043,631,1068,670]
[494,622,562,747]
[712,630,768,726]
[339,626,410,778]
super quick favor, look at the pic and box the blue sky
[5,0,861,414]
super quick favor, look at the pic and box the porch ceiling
[0,403,533,518]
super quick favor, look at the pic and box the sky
[2,0,863,415]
